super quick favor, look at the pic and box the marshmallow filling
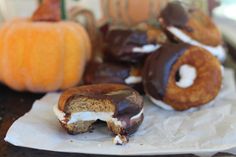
[132,44,161,53]
[149,94,216,111]
[124,76,142,84]
[167,26,226,62]
[53,104,143,127]
[148,95,174,111]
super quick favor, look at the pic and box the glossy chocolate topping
[84,61,130,84]
[161,2,189,30]
[105,29,156,63]
[108,89,143,119]
[143,43,190,100]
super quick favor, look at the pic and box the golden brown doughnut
[103,24,168,63]
[159,2,226,62]
[143,43,222,110]
[54,84,144,144]
[159,1,222,46]
[184,10,221,46]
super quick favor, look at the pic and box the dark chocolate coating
[160,2,192,32]
[143,43,190,100]
[99,23,110,39]
[104,29,156,63]
[84,61,145,94]
[84,61,130,84]
[63,84,143,135]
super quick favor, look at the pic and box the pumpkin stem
[61,0,67,20]
[32,0,61,21]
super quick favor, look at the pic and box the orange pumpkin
[100,0,168,26]
[0,0,91,92]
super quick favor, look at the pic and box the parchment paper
[5,68,236,157]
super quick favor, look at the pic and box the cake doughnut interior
[54,84,144,144]
[143,43,222,111]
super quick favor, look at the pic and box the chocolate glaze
[104,29,156,63]
[99,23,110,39]
[84,61,145,94]
[64,85,143,135]
[160,2,192,32]
[143,43,190,100]
[84,61,130,84]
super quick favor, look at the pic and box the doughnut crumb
[113,134,129,145]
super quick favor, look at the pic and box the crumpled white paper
[4,68,236,156]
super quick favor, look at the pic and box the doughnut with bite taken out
[54,84,144,144]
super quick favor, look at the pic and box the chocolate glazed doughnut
[159,1,226,62]
[54,84,144,144]
[143,43,222,110]
[83,61,144,94]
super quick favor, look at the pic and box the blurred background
[0,0,235,55]
[0,0,214,22]
[0,0,232,27]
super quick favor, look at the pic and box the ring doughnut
[143,43,222,110]
[159,1,226,62]
[54,84,144,144]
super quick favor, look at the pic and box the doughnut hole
[164,46,222,110]
[175,64,197,88]
[175,70,181,82]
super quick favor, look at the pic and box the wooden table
[1,44,236,157]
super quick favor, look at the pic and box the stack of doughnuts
[54,1,225,144]
[142,1,224,110]
[83,23,168,93]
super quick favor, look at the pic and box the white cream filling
[148,95,217,111]
[53,104,65,121]
[176,64,197,88]
[124,76,142,84]
[132,44,161,53]
[221,65,224,76]
[167,26,226,62]
[53,104,143,126]
[131,108,144,121]
[148,95,174,111]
